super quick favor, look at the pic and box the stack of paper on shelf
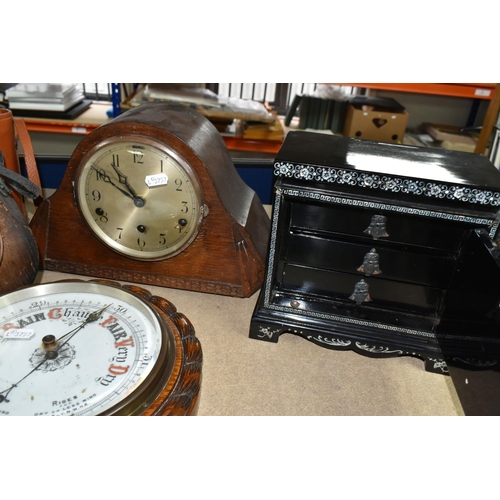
[6,83,85,112]
[419,123,478,153]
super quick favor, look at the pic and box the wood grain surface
[30,103,270,297]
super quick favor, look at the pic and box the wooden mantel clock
[30,103,270,297]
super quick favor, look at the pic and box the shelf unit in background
[334,83,496,100]
[331,83,499,155]
[22,118,100,135]
[474,84,500,154]
[19,83,500,156]
[20,105,283,154]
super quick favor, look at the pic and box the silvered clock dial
[76,135,204,260]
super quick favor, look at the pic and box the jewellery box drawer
[285,232,457,289]
[290,201,476,252]
[280,264,445,315]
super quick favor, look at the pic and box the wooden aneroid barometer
[0,279,202,416]
[30,102,270,297]
[250,131,500,373]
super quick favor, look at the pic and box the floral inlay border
[274,161,500,207]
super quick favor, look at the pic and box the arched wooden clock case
[30,103,270,297]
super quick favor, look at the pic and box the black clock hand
[91,166,135,200]
[110,163,141,199]
[0,304,110,404]
[93,165,145,208]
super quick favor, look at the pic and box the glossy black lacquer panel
[276,132,500,190]
[251,132,500,389]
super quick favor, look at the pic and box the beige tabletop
[37,269,464,416]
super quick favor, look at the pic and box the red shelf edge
[333,83,496,100]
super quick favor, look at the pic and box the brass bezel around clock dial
[75,134,205,261]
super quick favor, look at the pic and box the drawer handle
[349,279,372,305]
[357,248,382,277]
[364,214,389,240]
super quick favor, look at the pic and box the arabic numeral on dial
[111,154,120,168]
[133,152,144,164]
[95,208,108,223]
[137,238,146,248]
[30,300,47,308]
[92,190,101,202]
[159,233,166,245]
[175,179,182,191]
[181,201,188,213]
[117,227,123,239]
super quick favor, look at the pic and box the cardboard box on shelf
[343,99,409,144]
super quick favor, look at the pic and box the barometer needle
[0,304,110,404]
[55,304,111,346]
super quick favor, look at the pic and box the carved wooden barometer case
[30,103,270,297]
[0,279,202,416]
[250,132,500,373]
